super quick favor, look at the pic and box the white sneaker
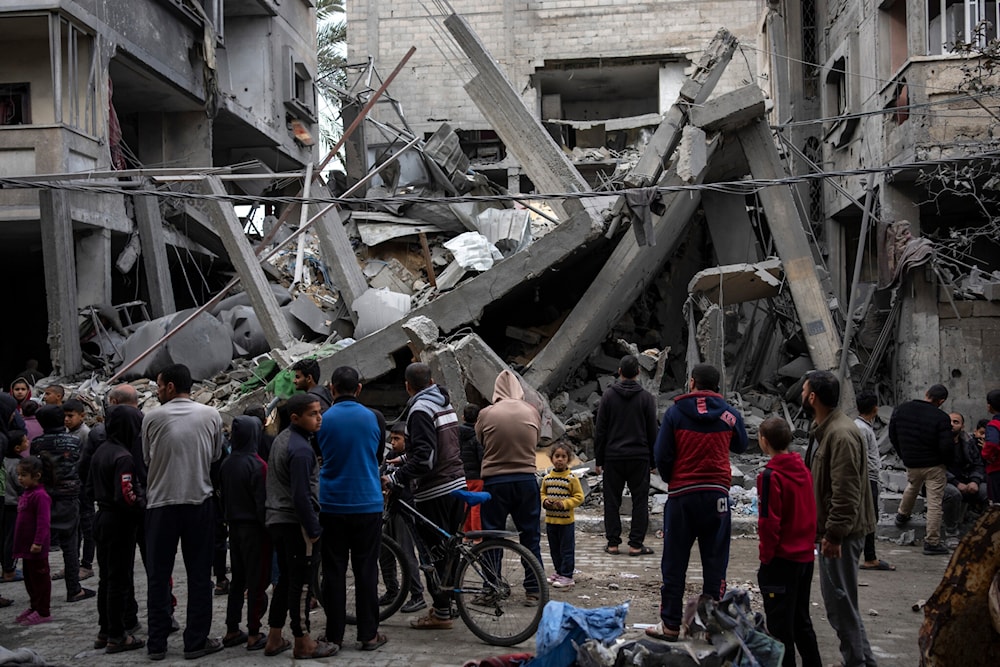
[546,573,558,583]
[552,575,574,588]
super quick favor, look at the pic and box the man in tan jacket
[476,370,544,604]
[802,370,877,667]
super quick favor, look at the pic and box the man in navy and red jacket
[647,363,747,641]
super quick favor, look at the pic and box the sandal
[247,634,267,651]
[629,546,655,557]
[604,545,620,555]
[859,560,896,571]
[223,630,249,647]
[263,638,292,657]
[360,632,388,651]
[644,622,680,642]
[410,612,453,629]
[293,641,338,659]
[106,635,145,654]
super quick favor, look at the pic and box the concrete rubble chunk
[401,315,440,355]
[285,296,332,337]
[688,258,784,305]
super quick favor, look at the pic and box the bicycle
[317,486,549,646]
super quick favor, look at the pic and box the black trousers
[321,512,382,644]
[758,558,822,667]
[79,493,96,569]
[413,494,465,616]
[382,511,422,597]
[226,521,271,635]
[602,458,650,549]
[145,500,215,654]
[95,510,139,639]
[267,523,312,638]
[863,480,880,563]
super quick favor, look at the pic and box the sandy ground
[1,506,947,666]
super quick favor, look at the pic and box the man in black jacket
[888,384,952,555]
[942,412,987,539]
[595,355,658,556]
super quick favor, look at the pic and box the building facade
[762,0,1000,415]
[0,0,319,381]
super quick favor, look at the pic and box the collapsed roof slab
[309,203,368,324]
[523,137,721,394]
[688,258,784,305]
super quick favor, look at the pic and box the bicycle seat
[451,489,492,506]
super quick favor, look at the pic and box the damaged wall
[346,1,762,140]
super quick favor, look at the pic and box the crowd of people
[1,356,998,667]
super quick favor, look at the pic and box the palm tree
[316,0,347,151]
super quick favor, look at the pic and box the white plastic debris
[443,232,502,271]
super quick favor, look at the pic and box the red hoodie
[757,451,817,564]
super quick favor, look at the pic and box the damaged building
[0,0,320,383]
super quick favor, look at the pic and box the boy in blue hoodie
[220,416,270,651]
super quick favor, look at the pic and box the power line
[3,151,999,208]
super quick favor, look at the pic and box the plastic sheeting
[444,232,503,271]
[526,601,629,667]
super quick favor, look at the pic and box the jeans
[899,464,946,546]
[942,482,988,532]
[758,558,822,667]
[818,535,877,667]
[659,491,731,630]
[145,500,215,654]
[51,522,82,598]
[602,459,650,549]
[320,512,382,644]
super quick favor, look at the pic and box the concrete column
[445,12,591,214]
[39,190,82,375]
[737,119,854,409]
[75,229,111,308]
[133,189,176,318]
[309,203,368,324]
[203,176,293,350]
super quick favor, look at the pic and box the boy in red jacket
[756,417,821,667]
[982,390,1000,502]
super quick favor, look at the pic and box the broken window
[157,0,225,43]
[282,46,317,124]
[826,57,849,117]
[0,83,30,125]
[880,0,909,76]
[927,0,1000,54]
[0,14,99,134]
[531,57,683,151]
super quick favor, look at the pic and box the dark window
[0,83,31,125]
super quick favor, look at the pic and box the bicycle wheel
[454,539,548,646]
[315,534,412,624]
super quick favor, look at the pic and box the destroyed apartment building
[1,1,999,434]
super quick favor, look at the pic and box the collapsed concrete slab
[524,138,720,394]
[688,259,784,305]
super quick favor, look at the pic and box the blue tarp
[526,601,629,667]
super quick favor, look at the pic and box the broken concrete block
[568,382,599,403]
[597,375,617,393]
[401,316,440,355]
[368,258,417,296]
[550,391,569,415]
[451,333,565,441]
[434,260,467,291]
[676,125,707,183]
[352,288,411,339]
[880,470,909,493]
[118,309,233,382]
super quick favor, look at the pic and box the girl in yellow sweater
[540,444,585,588]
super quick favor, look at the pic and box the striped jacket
[391,384,466,501]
